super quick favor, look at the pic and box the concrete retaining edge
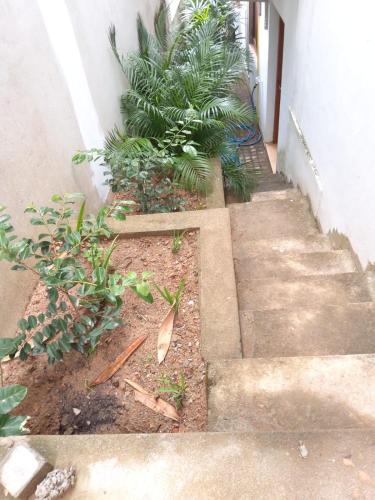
[110,208,241,361]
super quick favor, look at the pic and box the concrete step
[237,273,372,311]
[251,188,300,202]
[208,354,375,432]
[240,303,375,357]
[235,250,357,279]
[230,198,319,240]
[232,235,333,259]
[3,431,375,499]
[254,181,291,192]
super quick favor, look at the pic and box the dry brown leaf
[123,378,150,396]
[343,458,355,468]
[124,378,180,421]
[358,470,373,484]
[90,334,147,387]
[134,389,180,422]
[157,306,176,364]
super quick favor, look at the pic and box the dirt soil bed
[4,232,206,435]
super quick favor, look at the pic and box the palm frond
[173,153,213,192]
[154,0,169,52]
[137,14,151,58]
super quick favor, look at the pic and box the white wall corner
[37,0,109,202]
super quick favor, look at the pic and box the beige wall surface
[0,0,159,338]
[66,0,158,134]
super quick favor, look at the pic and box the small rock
[72,408,81,416]
[86,421,91,426]
[35,467,76,500]
[298,441,309,459]
[188,300,194,306]
[63,427,74,435]
[112,380,120,388]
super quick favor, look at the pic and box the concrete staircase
[5,176,375,499]
[205,178,375,497]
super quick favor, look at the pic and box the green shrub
[0,194,154,364]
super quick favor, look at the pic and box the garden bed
[112,187,206,214]
[3,232,207,435]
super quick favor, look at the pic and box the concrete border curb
[110,208,241,361]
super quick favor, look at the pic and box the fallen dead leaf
[157,306,176,364]
[124,378,150,396]
[134,390,180,422]
[358,470,373,484]
[90,334,147,386]
[124,378,180,421]
[343,458,355,468]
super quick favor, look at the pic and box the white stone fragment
[0,443,52,498]
[35,467,76,499]
[298,441,309,459]
[72,408,81,416]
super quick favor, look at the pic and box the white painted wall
[168,0,181,21]
[257,0,375,268]
[0,0,159,338]
[256,2,279,142]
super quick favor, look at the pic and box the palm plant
[106,0,256,196]
[181,0,241,44]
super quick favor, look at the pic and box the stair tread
[6,431,375,499]
[230,198,319,240]
[250,189,299,202]
[208,354,375,432]
[235,249,357,279]
[237,272,372,311]
[232,235,333,258]
[240,303,375,357]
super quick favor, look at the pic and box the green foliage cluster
[157,373,187,410]
[155,279,186,313]
[0,194,154,364]
[74,0,256,210]
[171,230,186,254]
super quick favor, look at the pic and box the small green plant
[155,279,185,312]
[0,384,28,436]
[73,120,210,213]
[171,230,186,254]
[157,373,187,410]
[0,194,154,364]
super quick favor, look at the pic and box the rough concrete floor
[2,431,375,500]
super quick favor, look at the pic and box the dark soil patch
[3,232,207,435]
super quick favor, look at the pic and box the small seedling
[154,279,185,313]
[171,231,185,254]
[145,353,153,364]
[157,373,187,411]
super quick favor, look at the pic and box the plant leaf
[0,385,27,414]
[0,339,18,359]
[157,305,176,364]
[90,334,148,386]
[124,378,180,421]
[76,200,86,231]
[0,415,29,436]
